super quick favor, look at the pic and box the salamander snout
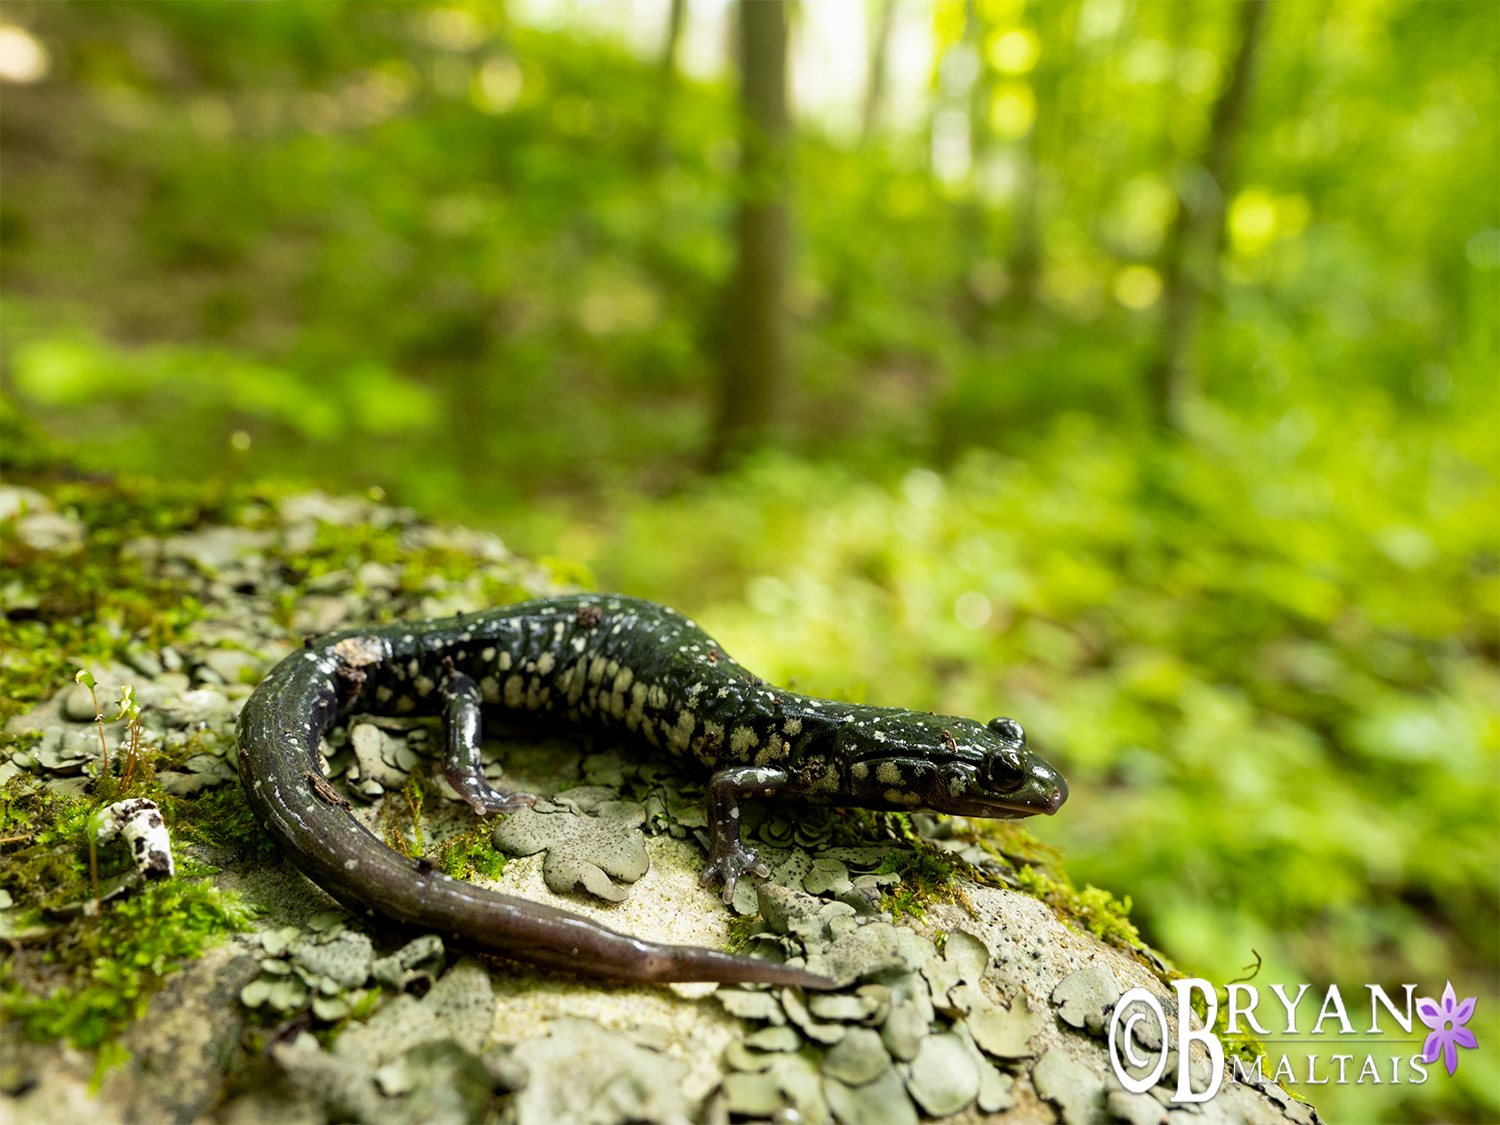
[1039,761,1068,815]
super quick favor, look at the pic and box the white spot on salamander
[537,651,556,676]
[783,718,802,736]
[876,761,903,785]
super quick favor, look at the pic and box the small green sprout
[115,685,143,790]
[75,669,107,775]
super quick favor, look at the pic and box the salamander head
[836,711,1067,820]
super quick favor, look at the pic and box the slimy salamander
[236,594,1067,987]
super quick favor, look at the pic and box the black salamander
[237,594,1068,988]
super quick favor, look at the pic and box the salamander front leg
[440,667,536,816]
[700,765,788,905]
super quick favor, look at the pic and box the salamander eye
[987,717,1025,745]
[983,750,1027,792]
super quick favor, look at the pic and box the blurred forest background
[0,1,1495,1120]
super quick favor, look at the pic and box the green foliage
[8,2,1488,511]
[3,875,254,1049]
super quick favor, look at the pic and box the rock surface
[0,490,1322,1125]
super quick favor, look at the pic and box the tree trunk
[660,0,686,76]
[861,0,898,143]
[1146,0,1269,428]
[645,0,688,168]
[708,0,791,469]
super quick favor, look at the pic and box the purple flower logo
[1417,982,1477,1076]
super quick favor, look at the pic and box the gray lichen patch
[509,1017,692,1125]
[824,1063,919,1125]
[900,1031,981,1117]
[1033,1045,1109,1124]
[228,957,504,1122]
[482,822,740,957]
[1053,963,1128,1036]
[491,797,650,902]
[288,928,375,990]
[821,1026,889,1084]
[965,995,1046,1059]
[335,958,497,1066]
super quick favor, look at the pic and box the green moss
[723,912,764,953]
[435,824,507,881]
[1012,863,1144,951]
[164,785,281,864]
[0,781,103,912]
[404,773,426,856]
[876,835,960,924]
[966,819,1065,871]
[275,520,534,621]
[2,874,255,1049]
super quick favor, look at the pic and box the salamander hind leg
[700,765,788,905]
[440,666,536,816]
